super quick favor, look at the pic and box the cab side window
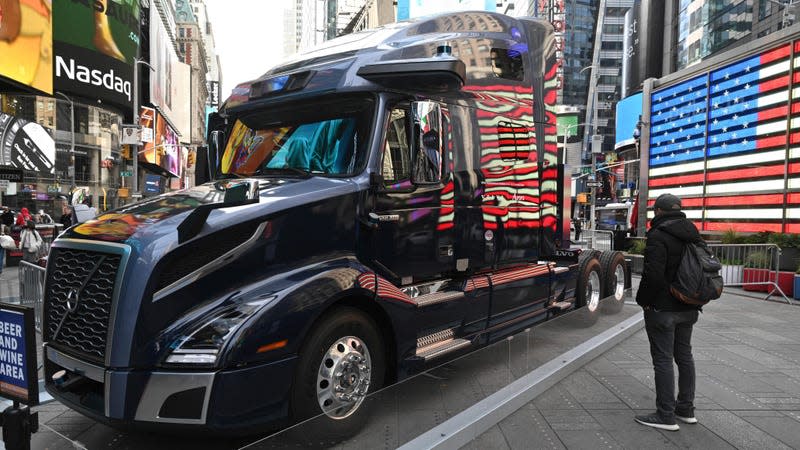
[381,108,412,183]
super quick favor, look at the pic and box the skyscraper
[583,0,634,155]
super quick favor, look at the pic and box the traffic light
[187,151,196,167]
[121,145,131,159]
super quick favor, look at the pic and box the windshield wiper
[259,167,313,178]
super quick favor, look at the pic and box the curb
[399,313,644,450]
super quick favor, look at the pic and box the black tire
[576,256,602,325]
[289,307,385,442]
[579,249,600,264]
[600,251,630,303]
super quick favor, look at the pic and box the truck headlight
[165,298,273,366]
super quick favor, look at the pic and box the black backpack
[660,227,724,305]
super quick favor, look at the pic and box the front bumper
[44,345,298,434]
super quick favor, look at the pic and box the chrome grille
[45,248,121,364]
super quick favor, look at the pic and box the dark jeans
[644,309,699,420]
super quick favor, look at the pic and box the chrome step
[416,338,471,361]
[549,301,573,310]
[417,328,455,348]
[411,291,464,307]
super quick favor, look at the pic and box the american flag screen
[647,42,800,233]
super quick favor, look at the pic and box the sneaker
[676,414,697,424]
[635,413,680,431]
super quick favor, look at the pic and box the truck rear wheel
[290,307,385,441]
[576,257,602,323]
[600,251,628,313]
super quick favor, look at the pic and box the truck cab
[41,12,628,437]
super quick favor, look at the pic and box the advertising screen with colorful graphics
[52,0,139,109]
[138,105,156,159]
[139,108,180,177]
[0,112,56,174]
[647,41,800,233]
[0,0,53,93]
[0,303,38,405]
[149,5,189,129]
[396,0,495,20]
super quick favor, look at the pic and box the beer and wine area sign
[0,304,37,406]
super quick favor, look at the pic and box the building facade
[290,0,393,54]
[0,0,141,216]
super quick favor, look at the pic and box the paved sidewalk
[465,290,800,449]
[0,265,20,303]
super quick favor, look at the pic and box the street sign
[586,181,602,188]
[591,134,603,154]
[121,126,140,145]
[131,193,143,199]
[120,171,133,177]
[141,128,154,143]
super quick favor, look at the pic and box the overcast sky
[205,0,292,101]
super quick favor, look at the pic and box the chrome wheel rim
[587,270,601,312]
[316,336,372,419]
[613,264,626,301]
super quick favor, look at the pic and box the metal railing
[574,229,616,251]
[707,243,791,304]
[18,261,45,331]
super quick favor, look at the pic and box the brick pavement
[465,288,800,449]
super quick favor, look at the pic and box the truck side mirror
[411,101,443,185]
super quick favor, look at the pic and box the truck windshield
[220,103,371,177]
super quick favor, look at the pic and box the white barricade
[707,243,791,304]
[17,261,46,331]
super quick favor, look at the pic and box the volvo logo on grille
[51,254,107,342]
[64,288,81,313]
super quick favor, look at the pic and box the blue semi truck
[41,11,629,436]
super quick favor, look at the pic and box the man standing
[635,193,702,431]
[573,214,583,241]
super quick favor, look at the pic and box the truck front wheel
[290,307,385,440]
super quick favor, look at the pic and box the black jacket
[636,210,702,311]
[0,212,13,227]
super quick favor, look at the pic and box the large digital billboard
[149,5,189,132]
[0,0,53,93]
[615,92,642,150]
[396,0,496,20]
[0,112,56,174]
[139,107,180,178]
[647,40,800,233]
[52,0,139,109]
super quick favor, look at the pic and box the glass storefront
[0,93,126,221]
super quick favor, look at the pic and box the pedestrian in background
[19,220,42,263]
[0,228,14,276]
[0,207,13,234]
[573,215,583,241]
[60,204,74,230]
[635,193,702,431]
[15,207,31,226]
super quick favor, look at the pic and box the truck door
[370,102,456,284]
